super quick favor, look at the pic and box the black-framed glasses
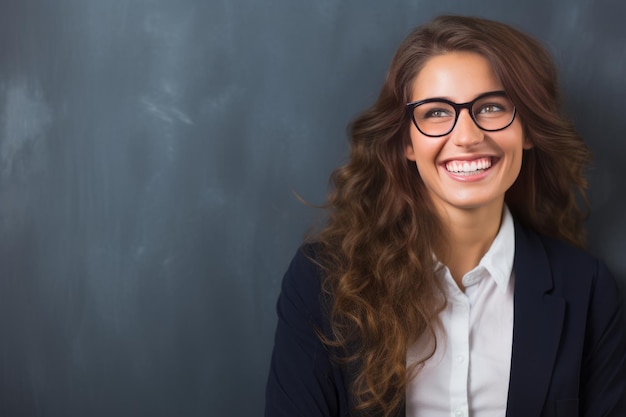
[406,91,516,138]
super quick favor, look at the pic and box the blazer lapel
[505,223,565,417]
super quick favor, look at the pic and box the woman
[265,15,626,417]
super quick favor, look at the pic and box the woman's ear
[405,144,417,161]
[523,137,534,150]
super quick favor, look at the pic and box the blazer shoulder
[516,223,602,275]
[279,243,328,322]
[282,243,324,289]
[528,229,623,311]
[538,234,598,269]
[514,223,619,297]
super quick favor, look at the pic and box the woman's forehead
[409,52,503,102]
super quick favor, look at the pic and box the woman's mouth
[445,157,492,176]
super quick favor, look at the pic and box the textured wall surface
[0,0,624,416]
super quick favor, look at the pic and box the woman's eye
[426,109,452,118]
[478,104,504,114]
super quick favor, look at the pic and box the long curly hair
[311,15,590,417]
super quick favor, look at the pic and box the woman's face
[405,51,531,219]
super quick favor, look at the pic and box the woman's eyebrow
[410,90,506,104]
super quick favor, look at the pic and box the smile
[445,157,492,176]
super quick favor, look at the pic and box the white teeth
[446,157,492,174]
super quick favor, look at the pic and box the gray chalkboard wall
[0,0,624,416]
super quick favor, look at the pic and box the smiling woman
[404,52,531,266]
[404,52,531,284]
[265,15,626,417]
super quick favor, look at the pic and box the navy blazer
[265,222,626,417]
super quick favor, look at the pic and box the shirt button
[454,410,464,417]
[455,355,465,363]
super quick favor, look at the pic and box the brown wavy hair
[311,15,591,417]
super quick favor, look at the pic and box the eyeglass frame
[405,90,517,138]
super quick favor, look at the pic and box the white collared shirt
[406,207,515,417]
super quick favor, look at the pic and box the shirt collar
[476,205,515,292]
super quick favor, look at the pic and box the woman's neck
[435,201,504,290]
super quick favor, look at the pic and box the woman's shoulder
[516,222,619,298]
[283,243,324,283]
[278,243,328,319]
[516,221,605,272]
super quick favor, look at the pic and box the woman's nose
[450,109,484,147]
